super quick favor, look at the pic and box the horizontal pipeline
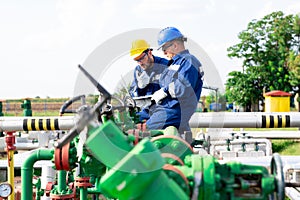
[189,112,300,128]
[0,112,299,131]
[0,116,75,132]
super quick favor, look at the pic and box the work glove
[151,88,167,104]
[136,70,150,89]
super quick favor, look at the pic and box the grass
[272,139,300,155]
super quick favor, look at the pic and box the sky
[0,0,299,99]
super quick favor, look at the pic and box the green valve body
[175,154,277,200]
[0,102,3,137]
[21,99,32,116]
[0,101,3,117]
[85,120,189,200]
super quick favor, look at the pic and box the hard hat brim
[157,44,164,50]
[133,48,153,60]
[133,53,144,61]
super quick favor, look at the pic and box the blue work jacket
[129,56,168,121]
[146,50,204,133]
[129,56,169,97]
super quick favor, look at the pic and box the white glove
[151,88,167,104]
[136,71,150,89]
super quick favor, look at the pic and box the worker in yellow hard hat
[129,39,169,121]
[129,39,169,97]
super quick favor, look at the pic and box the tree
[226,11,300,110]
[287,15,300,110]
[206,91,227,111]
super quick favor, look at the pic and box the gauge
[0,182,12,198]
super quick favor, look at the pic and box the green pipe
[58,170,67,193]
[21,149,53,200]
[80,187,88,200]
[87,177,102,194]
[0,102,4,137]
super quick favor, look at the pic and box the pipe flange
[50,193,74,200]
[163,164,191,196]
[54,143,70,171]
[45,182,54,197]
[161,153,184,166]
[75,177,92,188]
[54,146,62,170]
[136,122,147,131]
[62,143,70,171]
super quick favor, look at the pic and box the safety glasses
[135,52,148,62]
[162,42,173,51]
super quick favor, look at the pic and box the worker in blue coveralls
[129,39,169,121]
[146,27,204,135]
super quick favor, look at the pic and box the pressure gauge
[0,183,12,198]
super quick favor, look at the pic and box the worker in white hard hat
[129,39,169,121]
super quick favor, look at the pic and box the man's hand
[151,88,167,104]
[136,71,150,89]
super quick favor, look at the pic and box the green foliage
[226,11,300,107]
[205,92,215,105]
[288,53,300,87]
[272,139,300,155]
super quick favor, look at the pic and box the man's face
[162,41,176,59]
[136,51,152,70]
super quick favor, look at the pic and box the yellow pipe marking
[274,115,278,128]
[35,119,40,131]
[50,119,55,130]
[266,116,270,128]
[43,119,47,130]
[27,119,32,131]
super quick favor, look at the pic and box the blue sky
[1,0,299,99]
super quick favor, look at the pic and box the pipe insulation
[1,112,300,131]
[0,116,75,131]
[189,112,300,128]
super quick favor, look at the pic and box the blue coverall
[146,50,204,133]
[129,56,169,120]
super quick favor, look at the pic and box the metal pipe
[0,116,75,131]
[1,112,299,131]
[0,140,48,153]
[210,138,272,156]
[189,112,300,128]
[87,177,102,194]
[5,131,16,200]
[21,149,53,200]
[80,187,88,200]
[7,150,14,200]
[207,131,300,140]
[57,170,67,193]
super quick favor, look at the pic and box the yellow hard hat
[130,39,150,60]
